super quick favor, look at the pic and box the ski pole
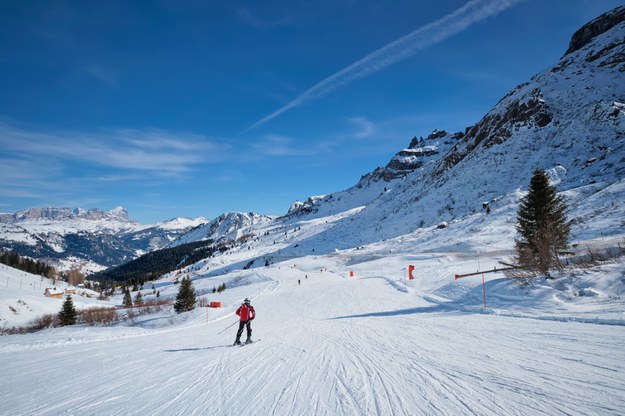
[218,320,239,334]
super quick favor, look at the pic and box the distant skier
[298,279,301,285]
[233,298,255,345]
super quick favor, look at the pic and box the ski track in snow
[2,259,625,415]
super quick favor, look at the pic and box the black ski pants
[236,320,252,341]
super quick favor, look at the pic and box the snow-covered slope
[2,8,625,414]
[1,236,624,414]
[286,6,625,253]
[163,7,624,262]
[0,263,108,327]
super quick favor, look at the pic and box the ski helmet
[244,298,250,304]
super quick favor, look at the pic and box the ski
[231,339,260,347]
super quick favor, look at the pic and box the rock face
[565,6,625,55]
[436,86,553,176]
[360,130,464,183]
[287,196,328,217]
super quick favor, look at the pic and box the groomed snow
[1,237,624,415]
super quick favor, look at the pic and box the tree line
[0,250,56,279]
[90,239,227,287]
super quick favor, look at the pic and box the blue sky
[0,0,622,223]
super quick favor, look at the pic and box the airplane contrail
[242,0,524,133]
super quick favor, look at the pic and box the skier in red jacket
[234,298,255,345]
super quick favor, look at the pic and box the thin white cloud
[0,122,227,177]
[0,157,59,181]
[243,0,524,132]
[251,134,313,156]
[350,117,376,139]
[0,187,45,199]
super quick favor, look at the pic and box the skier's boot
[245,338,253,344]
[233,339,241,346]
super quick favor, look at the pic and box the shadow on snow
[164,345,230,352]
[329,303,458,320]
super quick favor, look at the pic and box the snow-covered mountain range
[160,5,624,266]
[0,207,207,273]
[2,6,625,278]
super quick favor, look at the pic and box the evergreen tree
[174,276,196,313]
[58,294,77,326]
[122,287,133,308]
[134,291,144,306]
[515,169,571,277]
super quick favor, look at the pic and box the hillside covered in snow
[152,4,625,271]
[1,6,625,416]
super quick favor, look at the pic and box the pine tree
[134,291,144,306]
[58,294,77,326]
[515,169,571,277]
[122,287,133,308]
[174,276,196,313]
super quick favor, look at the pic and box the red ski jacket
[236,304,255,322]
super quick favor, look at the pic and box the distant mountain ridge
[0,206,208,273]
[0,206,131,223]
[171,212,274,248]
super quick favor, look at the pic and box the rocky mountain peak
[0,206,133,223]
[565,5,625,55]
